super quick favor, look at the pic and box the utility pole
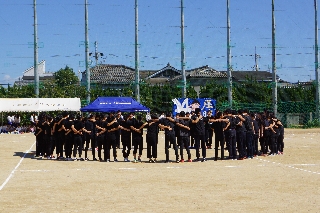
[135,0,140,102]
[272,0,278,117]
[181,0,186,98]
[227,0,232,108]
[33,0,39,97]
[85,0,90,104]
[315,0,320,119]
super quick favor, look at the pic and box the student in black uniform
[175,111,192,162]
[34,118,44,157]
[276,119,284,154]
[72,115,90,161]
[121,113,132,162]
[239,109,254,159]
[251,113,260,157]
[64,114,75,161]
[106,112,120,162]
[52,115,61,159]
[262,113,274,156]
[174,113,181,148]
[224,109,237,160]
[129,115,144,162]
[204,110,214,149]
[191,108,207,162]
[235,109,246,160]
[57,112,69,160]
[271,116,279,155]
[95,114,106,161]
[45,115,55,159]
[188,111,195,148]
[84,114,96,161]
[141,114,160,163]
[115,110,124,149]
[160,112,179,163]
[211,111,227,161]
[37,113,47,158]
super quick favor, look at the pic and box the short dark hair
[195,108,201,114]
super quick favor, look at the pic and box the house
[81,63,281,90]
[14,60,54,86]
[81,64,157,89]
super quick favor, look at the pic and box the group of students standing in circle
[34,108,284,163]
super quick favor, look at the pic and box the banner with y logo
[172,98,216,117]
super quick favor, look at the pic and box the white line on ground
[118,168,137,170]
[0,141,36,191]
[291,164,316,166]
[256,157,320,175]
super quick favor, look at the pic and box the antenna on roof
[254,46,261,71]
[89,41,104,66]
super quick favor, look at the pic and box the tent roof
[0,98,81,112]
[80,97,150,112]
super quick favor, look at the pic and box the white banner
[0,98,81,112]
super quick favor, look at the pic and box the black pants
[36,134,44,156]
[277,135,284,152]
[146,133,157,159]
[214,135,224,160]
[206,129,213,147]
[225,129,237,159]
[165,133,178,161]
[73,135,83,158]
[57,132,64,157]
[271,135,278,154]
[65,134,73,158]
[194,134,206,158]
[43,134,50,157]
[236,131,245,158]
[97,134,104,160]
[84,133,95,159]
[132,135,143,156]
[246,131,253,158]
[180,136,191,160]
[253,134,259,155]
[116,130,121,148]
[105,133,117,160]
[47,135,55,156]
[122,137,131,158]
[262,130,271,154]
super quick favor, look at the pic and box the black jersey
[146,120,160,136]
[191,114,205,136]
[73,119,84,135]
[129,118,144,137]
[178,119,190,137]
[160,117,175,136]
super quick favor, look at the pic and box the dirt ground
[0,128,319,213]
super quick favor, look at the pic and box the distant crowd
[0,114,37,134]
[32,108,284,163]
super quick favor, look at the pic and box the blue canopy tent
[80,97,150,113]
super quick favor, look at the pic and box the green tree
[54,66,79,88]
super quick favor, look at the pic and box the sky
[0,0,318,86]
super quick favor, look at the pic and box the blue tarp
[80,97,150,112]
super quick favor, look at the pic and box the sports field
[0,129,319,212]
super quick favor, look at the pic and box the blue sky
[0,0,317,85]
